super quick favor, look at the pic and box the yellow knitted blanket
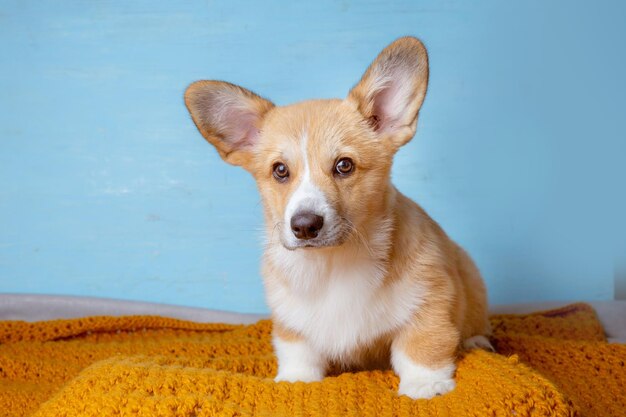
[1,303,624,417]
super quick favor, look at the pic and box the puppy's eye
[335,158,354,176]
[272,162,289,182]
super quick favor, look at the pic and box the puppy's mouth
[283,239,342,251]
[281,228,349,251]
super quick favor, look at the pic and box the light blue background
[1,1,623,313]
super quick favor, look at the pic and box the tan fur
[273,321,303,343]
[184,36,490,396]
[388,195,490,368]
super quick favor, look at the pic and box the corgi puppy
[184,36,491,399]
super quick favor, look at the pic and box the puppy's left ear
[348,37,429,148]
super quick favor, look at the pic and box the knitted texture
[0,303,623,417]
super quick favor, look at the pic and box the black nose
[290,212,324,240]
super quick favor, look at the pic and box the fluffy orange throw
[0,303,624,416]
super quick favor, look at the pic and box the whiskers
[260,221,284,249]
[341,216,377,259]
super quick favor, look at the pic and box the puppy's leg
[391,320,460,399]
[273,323,326,383]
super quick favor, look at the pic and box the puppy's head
[185,37,429,250]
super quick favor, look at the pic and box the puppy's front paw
[398,376,456,399]
[275,368,324,383]
[273,336,325,383]
[392,349,457,400]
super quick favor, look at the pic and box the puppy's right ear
[184,81,274,169]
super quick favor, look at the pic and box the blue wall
[1,1,622,313]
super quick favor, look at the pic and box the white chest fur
[265,243,425,364]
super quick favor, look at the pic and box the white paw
[275,369,324,383]
[273,336,325,383]
[463,335,495,352]
[398,376,456,399]
[392,349,457,400]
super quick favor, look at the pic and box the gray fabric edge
[0,294,265,324]
[1,294,623,343]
